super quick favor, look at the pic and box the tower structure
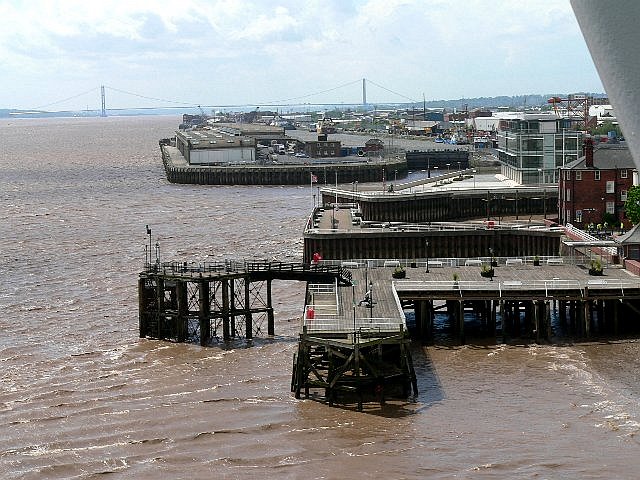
[362,78,367,106]
[100,85,107,117]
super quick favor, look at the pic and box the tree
[624,185,640,224]
[590,121,624,138]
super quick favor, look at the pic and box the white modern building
[495,113,582,185]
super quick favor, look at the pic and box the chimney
[583,137,594,168]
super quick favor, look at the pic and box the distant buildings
[495,113,581,185]
[558,138,638,228]
[174,123,285,165]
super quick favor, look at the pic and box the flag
[311,173,318,183]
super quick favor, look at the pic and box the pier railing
[394,278,640,297]
[142,260,352,283]
[321,256,583,268]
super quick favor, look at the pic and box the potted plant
[480,263,495,278]
[533,255,540,266]
[410,259,417,268]
[392,265,406,278]
[452,273,460,286]
[589,259,603,276]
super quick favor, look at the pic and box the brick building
[558,138,637,228]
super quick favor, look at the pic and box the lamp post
[473,169,477,189]
[145,225,152,267]
[537,167,543,185]
[369,281,374,322]
[425,239,430,273]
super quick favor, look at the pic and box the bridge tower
[100,85,107,117]
[362,78,367,106]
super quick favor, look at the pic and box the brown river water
[2,116,640,479]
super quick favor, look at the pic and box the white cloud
[0,0,602,109]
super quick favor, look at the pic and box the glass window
[606,181,615,193]
[595,171,600,180]
[565,170,571,180]
[576,171,582,180]
[565,188,571,201]
[621,190,628,201]
[621,169,628,178]
[565,209,571,222]
[606,201,615,214]
[575,210,583,222]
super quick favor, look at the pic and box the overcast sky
[0,0,603,111]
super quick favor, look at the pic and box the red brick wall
[559,168,634,228]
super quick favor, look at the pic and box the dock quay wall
[161,145,407,185]
[304,228,562,262]
[323,188,558,223]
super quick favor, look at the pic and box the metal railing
[394,278,640,296]
[324,256,579,268]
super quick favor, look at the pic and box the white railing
[394,278,640,295]
[323,256,579,268]
[565,223,618,255]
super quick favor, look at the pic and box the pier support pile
[291,325,418,411]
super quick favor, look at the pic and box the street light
[425,239,430,273]
[145,225,152,267]
[537,168,543,185]
[473,169,477,189]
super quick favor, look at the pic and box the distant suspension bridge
[29,79,425,115]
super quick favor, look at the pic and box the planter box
[480,269,495,278]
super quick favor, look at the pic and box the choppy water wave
[2,117,640,478]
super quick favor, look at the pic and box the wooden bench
[464,259,482,266]
[505,258,523,266]
[383,260,401,267]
